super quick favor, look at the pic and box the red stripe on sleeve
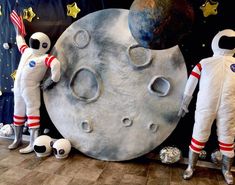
[44,54,51,67]
[220,146,234,151]
[219,141,234,147]
[190,144,202,153]
[191,71,200,79]
[28,123,40,128]
[28,116,40,120]
[47,56,56,67]
[197,63,202,71]
[191,138,205,146]
[14,115,26,120]
[14,121,25,126]
[20,45,28,54]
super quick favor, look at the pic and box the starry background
[0,0,234,160]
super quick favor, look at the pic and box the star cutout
[23,7,36,22]
[11,70,17,81]
[67,2,80,18]
[200,0,219,17]
[0,5,2,16]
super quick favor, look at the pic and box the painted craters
[43,9,187,161]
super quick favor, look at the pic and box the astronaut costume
[8,32,60,154]
[178,29,235,184]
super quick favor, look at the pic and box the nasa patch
[29,61,36,68]
[230,64,235,72]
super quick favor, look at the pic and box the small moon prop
[128,0,194,49]
[43,9,187,161]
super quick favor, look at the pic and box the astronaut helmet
[33,135,53,157]
[29,32,51,55]
[211,29,235,56]
[52,139,71,159]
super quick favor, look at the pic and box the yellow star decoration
[11,70,17,81]
[67,2,80,18]
[200,0,219,17]
[0,5,2,16]
[23,7,36,22]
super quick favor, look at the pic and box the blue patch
[29,61,36,68]
[230,64,235,72]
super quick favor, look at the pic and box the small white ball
[3,43,10,50]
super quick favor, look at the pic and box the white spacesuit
[178,29,235,185]
[8,32,60,154]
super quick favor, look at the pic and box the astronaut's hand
[177,95,192,117]
[41,78,56,91]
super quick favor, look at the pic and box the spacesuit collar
[32,49,45,56]
[213,50,235,57]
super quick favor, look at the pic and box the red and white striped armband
[19,44,28,54]
[45,54,56,67]
[190,63,202,79]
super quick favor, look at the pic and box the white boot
[183,149,199,180]
[8,126,23,149]
[19,128,39,154]
[222,155,234,185]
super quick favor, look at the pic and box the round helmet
[33,135,53,157]
[211,29,235,56]
[52,139,72,159]
[29,32,51,55]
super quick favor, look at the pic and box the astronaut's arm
[50,58,61,82]
[45,55,61,82]
[41,56,61,91]
[178,63,202,117]
[184,63,202,97]
[16,35,28,54]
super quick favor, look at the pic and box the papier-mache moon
[43,9,187,161]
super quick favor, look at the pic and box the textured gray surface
[43,9,187,161]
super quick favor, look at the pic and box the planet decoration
[43,9,187,161]
[128,0,195,49]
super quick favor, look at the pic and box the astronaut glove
[51,73,60,83]
[50,60,61,83]
[41,78,56,91]
[178,94,193,117]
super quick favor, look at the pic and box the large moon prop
[43,9,187,161]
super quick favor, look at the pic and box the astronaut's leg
[183,110,215,180]
[183,149,199,179]
[218,140,234,185]
[217,113,235,185]
[19,87,40,154]
[19,128,39,154]
[221,155,234,185]
[8,95,26,149]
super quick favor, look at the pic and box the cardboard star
[200,0,219,17]
[23,7,36,22]
[67,2,80,18]
[10,70,17,81]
